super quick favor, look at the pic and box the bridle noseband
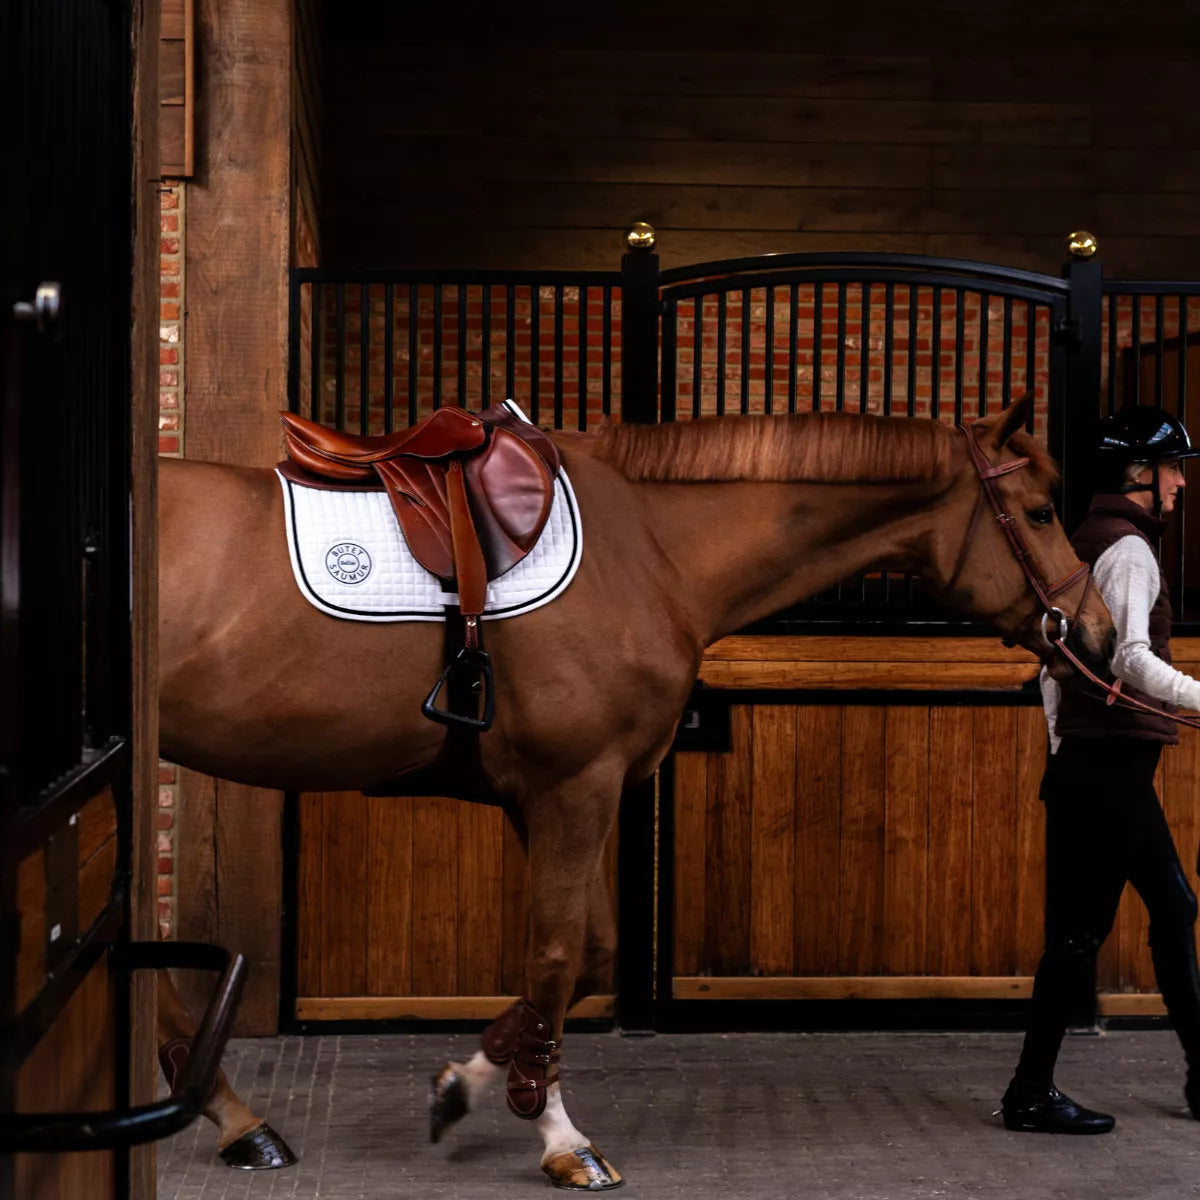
[948,423,1091,650]
[955,421,1200,732]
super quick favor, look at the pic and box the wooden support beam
[295,995,615,1021]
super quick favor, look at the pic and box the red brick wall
[303,277,1200,446]
[157,182,185,936]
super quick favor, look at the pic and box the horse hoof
[219,1122,297,1170]
[429,1064,470,1143]
[541,1144,624,1190]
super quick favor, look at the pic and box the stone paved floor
[158,1030,1200,1199]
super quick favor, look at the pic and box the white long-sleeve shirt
[1042,534,1200,754]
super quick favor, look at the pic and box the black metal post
[617,225,660,1032]
[619,226,661,424]
[1061,237,1103,534]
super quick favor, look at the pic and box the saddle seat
[279,404,561,594]
[282,405,490,474]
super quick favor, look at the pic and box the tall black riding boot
[1149,921,1200,1117]
[1004,936,1113,1133]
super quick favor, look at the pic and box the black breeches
[1016,737,1200,1084]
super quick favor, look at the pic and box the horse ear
[982,393,1034,450]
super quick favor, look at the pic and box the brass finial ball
[1067,230,1098,259]
[626,221,657,252]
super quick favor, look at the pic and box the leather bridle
[947,423,1091,651]
[955,421,1200,732]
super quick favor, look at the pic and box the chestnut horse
[157,396,1113,1187]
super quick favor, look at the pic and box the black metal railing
[288,268,622,433]
[290,238,1200,631]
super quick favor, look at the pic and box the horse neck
[645,475,953,645]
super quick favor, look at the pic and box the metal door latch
[13,281,62,332]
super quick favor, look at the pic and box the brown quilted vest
[1056,494,1177,744]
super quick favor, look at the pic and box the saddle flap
[375,459,455,580]
[465,429,555,578]
[478,403,562,477]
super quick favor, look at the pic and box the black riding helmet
[1092,406,1199,509]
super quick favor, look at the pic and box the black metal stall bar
[288,268,622,431]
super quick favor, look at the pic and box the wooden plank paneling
[700,661,1038,689]
[675,976,1033,1001]
[296,793,323,996]
[793,707,841,974]
[320,792,368,996]
[926,707,973,975]
[14,958,116,1200]
[297,994,614,1020]
[1014,708,1047,975]
[158,0,191,176]
[838,707,886,974]
[749,706,796,974]
[366,796,413,995]
[699,635,1041,691]
[672,750,708,975]
[16,849,45,1015]
[348,94,1093,147]
[500,812,529,996]
[76,789,117,866]
[970,709,1018,976]
[78,837,118,932]
[410,797,460,995]
[882,708,928,974]
[346,48,935,100]
[704,705,753,974]
[457,805,504,996]
[706,636,1038,663]
[366,181,1094,238]
[323,10,1200,280]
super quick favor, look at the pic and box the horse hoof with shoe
[219,1122,298,1170]
[157,396,1115,1184]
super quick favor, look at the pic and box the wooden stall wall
[293,797,617,1021]
[672,638,1200,1013]
[321,0,1200,279]
[13,793,120,1199]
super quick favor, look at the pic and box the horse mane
[593,411,1058,487]
[593,412,955,484]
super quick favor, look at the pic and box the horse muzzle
[1044,620,1115,684]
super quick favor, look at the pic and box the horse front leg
[430,793,622,1189]
[157,970,297,1169]
[513,786,623,1190]
[430,857,617,1142]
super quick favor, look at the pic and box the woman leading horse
[157,396,1114,1187]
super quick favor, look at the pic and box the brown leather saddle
[279,403,561,730]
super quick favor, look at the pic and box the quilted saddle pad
[277,467,582,623]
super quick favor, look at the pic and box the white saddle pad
[277,465,582,624]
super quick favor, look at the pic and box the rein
[957,422,1200,733]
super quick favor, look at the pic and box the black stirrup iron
[422,646,495,731]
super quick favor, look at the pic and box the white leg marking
[458,1050,503,1108]
[535,1083,588,1161]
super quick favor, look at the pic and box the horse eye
[1027,506,1055,526]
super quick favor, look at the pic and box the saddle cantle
[279,403,562,730]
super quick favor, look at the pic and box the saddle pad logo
[325,542,372,584]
